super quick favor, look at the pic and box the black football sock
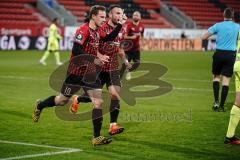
[110,100,120,123]
[129,61,140,72]
[220,85,229,108]
[92,108,103,138]
[37,95,56,110]
[213,81,220,103]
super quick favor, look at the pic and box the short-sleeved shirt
[98,22,125,72]
[124,21,144,52]
[208,21,240,51]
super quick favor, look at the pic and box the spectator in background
[39,17,63,66]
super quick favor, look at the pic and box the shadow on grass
[110,137,240,160]
[224,102,234,111]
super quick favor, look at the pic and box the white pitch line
[131,85,234,94]
[0,75,211,83]
[162,77,211,83]
[0,150,80,160]
[0,140,82,160]
[0,75,234,93]
[0,140,75,150]
[174,87,233,93]
[0,75,45,81]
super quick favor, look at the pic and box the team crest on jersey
[75,34,83,42]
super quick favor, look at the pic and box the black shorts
[126,50,140,62]
[99,70,121,88]
[61,74,101,97]
[212,49,236,77]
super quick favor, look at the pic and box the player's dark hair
[89,5,106,19]
[223,7,234,19]
[108,4,121,12]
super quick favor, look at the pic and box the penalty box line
[0,140,82,160]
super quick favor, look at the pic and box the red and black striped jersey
[98,22,125,72]
[124,21,144,52]
[68,23,101,76]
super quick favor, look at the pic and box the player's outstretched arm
[101,23,123,42]
[202,31,212,40]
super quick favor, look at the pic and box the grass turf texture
[0,50,239,160]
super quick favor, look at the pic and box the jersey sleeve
[208,23,218,34]
[74,26,89,45]
[99,24,123,42]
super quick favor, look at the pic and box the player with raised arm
[70,5,130,136]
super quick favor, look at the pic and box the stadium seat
[0,14,38,21]
[0,3,24,8]
[0,0,37,3]
[219,0,240,11]
[163,0,224,28]
[0,0,49,30]
[56,0,175,28]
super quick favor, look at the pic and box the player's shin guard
[92,108,103,138]
[110,99,120,123]
[37,95,56,110]
[226,105,240,138]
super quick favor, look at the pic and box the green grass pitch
[0,50,240,160]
